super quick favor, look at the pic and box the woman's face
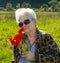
[19,14,36,34]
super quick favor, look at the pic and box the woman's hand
[24,51,35,61]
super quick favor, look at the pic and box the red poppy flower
[8,37,17,46]
[14,33,22,41]
[8,26,24,46]
[18,26,24,33]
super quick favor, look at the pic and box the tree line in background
[0,0,60,12]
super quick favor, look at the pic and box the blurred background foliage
[0,0,60,12]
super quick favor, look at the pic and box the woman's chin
[24,30,29,34]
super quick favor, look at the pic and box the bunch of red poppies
[8,26,24,46]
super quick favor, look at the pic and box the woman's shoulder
[39,30,50,35]
[38,29,53,40]
[36,28,52,40]
[39,30,46,35]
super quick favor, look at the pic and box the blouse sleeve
[11,46,22,63]
[38,33,60,63]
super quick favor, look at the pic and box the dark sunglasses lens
[18,22,23,27]
[24,19,30,25]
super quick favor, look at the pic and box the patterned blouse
[11,28,60,63]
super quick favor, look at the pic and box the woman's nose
[23,23,25,26]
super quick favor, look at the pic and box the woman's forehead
[19,14,30,21]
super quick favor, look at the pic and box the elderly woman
[12,8,60,63]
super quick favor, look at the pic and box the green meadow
[0,11,60,63]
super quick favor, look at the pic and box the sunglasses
[18,19,31,27]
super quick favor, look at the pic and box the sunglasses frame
[18,19,31,27]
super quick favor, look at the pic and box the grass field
[0,11,60,63]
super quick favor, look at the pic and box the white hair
[15,8,36,24]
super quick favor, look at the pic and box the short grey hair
[15,8,36,24]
